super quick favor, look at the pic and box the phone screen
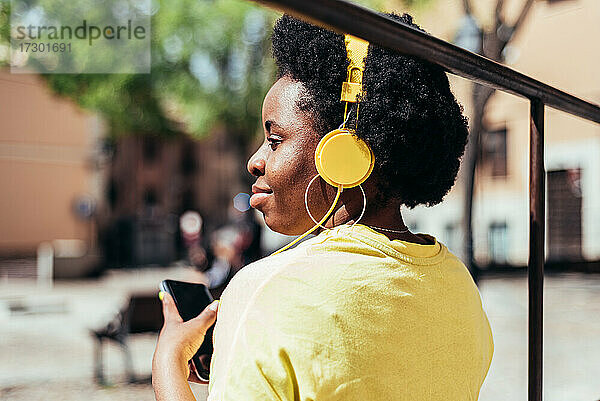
[160,280,214,381]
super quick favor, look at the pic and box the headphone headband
[313,34,373,190]
[340,35,369,103]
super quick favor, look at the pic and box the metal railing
[252,1,600,400]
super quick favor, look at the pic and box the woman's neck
[321,198,429,245]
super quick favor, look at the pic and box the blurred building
[0,68,249,272]
[403,0,600,266]
[0,69,102,262]
[6,0,598,271]
[101,129,247,268]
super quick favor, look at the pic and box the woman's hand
[152,292,218,401]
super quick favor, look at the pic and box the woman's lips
[249,192,271,209]
[250,184,272,209]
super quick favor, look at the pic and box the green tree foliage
[1,0,406,142]
[1,0,277,143]
[0,1,9,54]
[44,0,277,143]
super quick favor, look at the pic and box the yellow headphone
[316,34,374,189]
[271,35,374,256]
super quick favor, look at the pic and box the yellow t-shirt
[207,224,493,401]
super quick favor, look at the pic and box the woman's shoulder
[217,244,313,302]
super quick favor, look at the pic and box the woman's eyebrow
[264,120,283,134]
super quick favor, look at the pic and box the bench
[90,293,163,385]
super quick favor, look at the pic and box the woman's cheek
[270,147,309,188]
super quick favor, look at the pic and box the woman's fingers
[159,291,184,324]
[159,291,218,335]
[159,292,218,334]
[154,293,217,390]
[187,300,219,333]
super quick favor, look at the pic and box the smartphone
[159,279,214,382]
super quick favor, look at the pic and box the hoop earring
[304,174,367,230]
[349,184,367,229]
[304,174,331,230]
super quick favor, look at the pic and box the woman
[153,13,493,401]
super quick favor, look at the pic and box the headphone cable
[270,184,342,256]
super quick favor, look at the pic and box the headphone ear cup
[315,129,374,189]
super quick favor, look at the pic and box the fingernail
[158,291,165,301]
[208,300,219,311]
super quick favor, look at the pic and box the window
[488,222,508,264]
[547,169,582,261]
[107,179,118,210]
[144,188,158,206]
[444,222,461,255]
[181,144,197,176]
[481,128,507,178]
[143,138,160,164]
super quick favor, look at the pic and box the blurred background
[0,0,599,400]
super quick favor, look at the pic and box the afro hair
[271,13,469,208]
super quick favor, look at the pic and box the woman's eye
[267,137,282,150]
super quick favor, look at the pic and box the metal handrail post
[529,99,545,401]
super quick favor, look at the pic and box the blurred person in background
[180,211,209,272]
[203,226,240,298]
[202,201,262,298]
[153,13,493,401]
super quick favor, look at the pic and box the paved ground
[478,272,600,401]
[0,268,598,401]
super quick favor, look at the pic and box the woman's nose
[247,146,266,177]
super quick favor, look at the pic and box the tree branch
[462,0,472,15]
[510,0,535,37]
[494,0,505,29]
[499,0,535,54]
